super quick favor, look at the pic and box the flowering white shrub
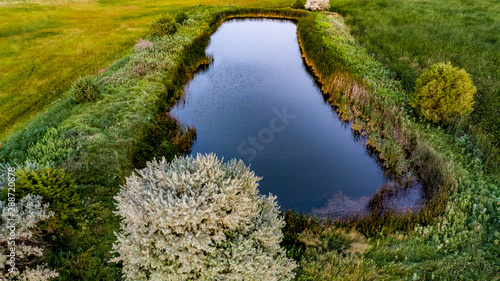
[112,154,296,280]
[305,0,330,11]
[0,194,58,280]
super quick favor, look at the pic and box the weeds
[26,127,75,165]
[150,15,177,36]
[67,77,101,104]
[131,112,196,169]
[175,11,188,24]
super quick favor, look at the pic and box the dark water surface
[171,19,419,214]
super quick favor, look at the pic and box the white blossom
[0,194,54,239]
[0,194,58,280]
[305,0,330,11]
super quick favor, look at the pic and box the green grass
[330,0,500,145]
[0,0,292,140]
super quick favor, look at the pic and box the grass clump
[150,15,177,36]
[175,11,188,24]
[292,0,305,9]
[26,127,75,165]
[13,167,80,226]
[281,214,380,280]
[298,250,379,281]
[67,76,101,104]
[131,112,196,169]
[412,62,476,124]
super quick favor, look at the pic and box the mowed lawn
[0,0,291,140]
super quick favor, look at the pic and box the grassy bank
[290,11,499,280]
[330,0,500,146]
[0,0,292,140]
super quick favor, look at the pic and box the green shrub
[68,76,101,104]
[150,15,177,36]
[14,167,80,225]
[411,62,476,124]
[292,0,305,9]
[281,210,323,261]
[131,112,196,169]
[175,11,188,24]
[27,127,74,165]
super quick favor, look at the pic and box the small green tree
[175,11,188,24]
[411,62,476,124]
[292,0,305,9]
[113,154,296,280]
[14,168,80,225]
[67,76,101,104]
[150,15,177,36]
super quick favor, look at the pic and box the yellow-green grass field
[0,0,291,140]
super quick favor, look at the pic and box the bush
[132,61,148,77]
[0,160,52,188]
[14,167,80,225]
[67,76,101,104]
[27,127,74,165]
[150,15,177,36]
[112,154,296,280]
[292,0,306,9]
[175,11,188,24]
[131,112,196,169]
[305,0,330,11]
[411,62,476,124]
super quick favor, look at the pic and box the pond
[171,19,420,215]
